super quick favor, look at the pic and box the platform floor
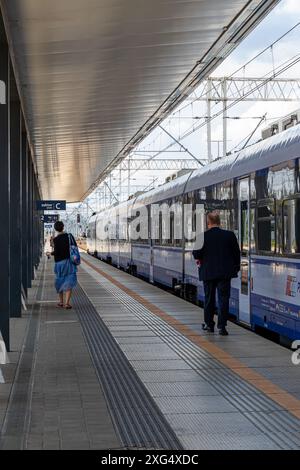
[1,253,300,450]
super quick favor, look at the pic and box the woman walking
[52,221,78,309]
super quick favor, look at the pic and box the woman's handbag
[68,233,81,266]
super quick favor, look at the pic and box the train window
[219,210,232,231]
[184,192,196,246]
[174,202,183,248]
[162,205,177,246]
[283,198,300,254]
[119,218,128,241]
[185,208,196,245]
[170,212,174,246]
[256,199,276,253]
[137,209,150,244]
[159,212,162,245]
[250,205,256,252]
[268,160,296,199]
[151,207,161,246]
[161,210,168,246]
[160,210,168,246]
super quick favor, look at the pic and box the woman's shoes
[57,303,73,309]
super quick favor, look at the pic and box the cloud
[275,0,300,15]
[105,0,300,187]
[212,0,300,78]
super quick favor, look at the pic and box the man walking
[193,211,241,336]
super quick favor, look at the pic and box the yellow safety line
[82,256,300,420]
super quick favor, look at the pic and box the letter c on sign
[56,203,61,210]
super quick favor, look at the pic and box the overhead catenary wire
[231,113,267,154]
[135,53,300,165]
[100,53,300,199]
[85,22,300,208]
[132,21,300,157]
[175,21,300,115]
[178,54,300,142]
[91,52,300,207]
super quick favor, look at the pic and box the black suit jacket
[192,227,241,281]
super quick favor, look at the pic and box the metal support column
[222,79,227,158]
[109,173,112,206]
[27,147,32,288]
[9,66,22,318]
[21,132,28,297]
[32,176,37,269]
[35,182,40,265]
[32,178,36,267]
[30,164,35,279]
[128,155,131,199]
[0,25,10,350]
[206,79,212,163]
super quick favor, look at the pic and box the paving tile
[145,381,220,397]
[136,369,204,383]
[154,396,237,414]
[165,412,264,435]
[0,261,122,451]
[180,433,279,450]
[131,359,192,371]
[3,256,300,451]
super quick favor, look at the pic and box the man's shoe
[202,323,214,333]
[206,327,215,333]
[219,328,228,336]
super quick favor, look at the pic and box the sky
[80,0,300,219]
[207,0,300,157]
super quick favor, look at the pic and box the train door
[116,210,120,268]
[149,206,154,283]
[149,243,154,283]
[238,178,251,324]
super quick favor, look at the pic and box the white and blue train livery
[87,125,300,344]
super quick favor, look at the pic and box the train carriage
[87,125,300,344]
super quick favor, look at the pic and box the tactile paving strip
[82,265,300,450]
[73,285,183,450]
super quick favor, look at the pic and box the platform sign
[36,200,66,211]
[41,214,59,224]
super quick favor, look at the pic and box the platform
[1,253,300,450]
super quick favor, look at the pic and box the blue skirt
[54,258,77,293]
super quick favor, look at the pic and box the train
[87,124,300,345]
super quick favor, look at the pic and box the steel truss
[119,159,202,171]
[195,77,300,102]
[198,77,300,161]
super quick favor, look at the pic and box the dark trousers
[203,279,231,329]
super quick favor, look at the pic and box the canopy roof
[1,0,279,201]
